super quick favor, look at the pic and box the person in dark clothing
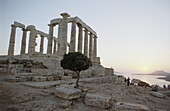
[127,77,130,86]
[125,78,127,83]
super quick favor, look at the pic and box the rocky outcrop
[55,86,81,100]
[138,81,150,87]
[150,91,165,98]
[84,93,112,109]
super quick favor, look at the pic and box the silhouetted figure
[163,85,166,89]
[127,77,130,86]
[125,78,127,83]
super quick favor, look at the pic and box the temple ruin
[0,12,113,81]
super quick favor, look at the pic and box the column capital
[60,13,70,18]
[22,28,27,31]
[48,24,55,27]
[77,23,82,28]
[11,24,17,28]
[93,35,98,38]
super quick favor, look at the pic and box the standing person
[127,77,130,86]
[125,78,127,83]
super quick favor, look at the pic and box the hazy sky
[0,0,170,73]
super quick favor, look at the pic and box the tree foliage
[61,52,92,87]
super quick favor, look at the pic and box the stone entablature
[7,12,100,64]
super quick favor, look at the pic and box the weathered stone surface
[59,100,72,109]
[0,68,7,73]
[150,91,165,98]
[4,77,27,82]
[15,72,37,77]
[115,102,150,111]
[8,64,23,69]
[55,86,81,100]
[47,76,54,81]
[84,93,112,109]
[11,68,31,74]
[32,76,47,82]
[62,76,72,80]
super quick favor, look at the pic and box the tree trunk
[76,72,80,88]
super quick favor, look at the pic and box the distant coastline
[157,75,170,82]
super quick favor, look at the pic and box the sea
[115,73,170,87]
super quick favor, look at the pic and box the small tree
[61,52,92,88]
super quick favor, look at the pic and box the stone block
[84,93,112,109]
[62,76,72,80]
[15,73,37,77]
[47,76,54,81]
[0,68,7,73]
[32,76,47,82]
[9,64,23,69]
[55,86,81,100]
[115,102,150,111]
[150,92,165,98]
[59,100,72,109]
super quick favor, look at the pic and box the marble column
[57,22,62,55]
[89,32,93,60]
[53,39,57,53]
[8,25,16,56]
[20,29,27,55]
[69,21,76,52]
[93,35,97,61]
[84,29,88,57]
[47,24,54,54]
[40,35,44,53]
[28,26,36,56]
[59,13,70,56]
[77,24,83,53]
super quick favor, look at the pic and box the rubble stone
[55,86,81,100]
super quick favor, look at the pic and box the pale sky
[0,0,170,73]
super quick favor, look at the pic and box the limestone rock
[115,102,150,111]
[150,91,165,98]
[62,76,72,80]
[84,93,112,109]
[59,100,72,109]
[32,76,47,82]
[55,86,81,100]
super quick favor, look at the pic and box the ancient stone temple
[0,13,113,81]
[8,13,100,64]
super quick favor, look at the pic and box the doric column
[40,35,44,53]
[84,29,88,57]
[8,25,16,56]
[57,22,62,55]
[93,35,97,61]
[47,24,54,54]
[59,13,70,56]
[53,39,57,53]
[26,25,36,56]
[20,29,27,55]
[69,20,76,52]
[89,32,93,60]
[77,24,83,53]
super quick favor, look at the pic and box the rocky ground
[0,72,170,111]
